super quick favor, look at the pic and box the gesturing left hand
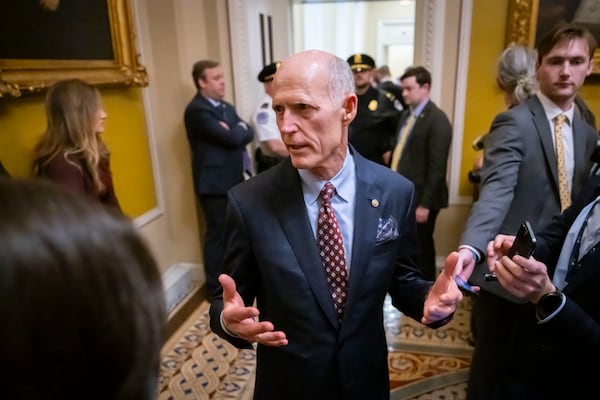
[421,251,463,325]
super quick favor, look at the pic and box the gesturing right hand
[219,274,288,346]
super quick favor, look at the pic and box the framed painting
[506,0,600,74]
[0,0,148,98]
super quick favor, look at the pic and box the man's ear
[586,60,593,77]
[342,94,358,123]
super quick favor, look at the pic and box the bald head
[270,50,358,180]
[274,50,355,106]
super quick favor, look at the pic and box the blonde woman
[33,79,121,212]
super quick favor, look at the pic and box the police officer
[347,53,402,166]
[252,62,288,174]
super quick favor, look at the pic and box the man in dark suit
[209,50,463,400]
[454,24,598,399]
[391,66,452,280]
[183,59,254,300]
[486,172,600,399]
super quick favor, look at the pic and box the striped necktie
[390,113,415,171]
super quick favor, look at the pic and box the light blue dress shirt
[553,195,600,290]
[298,148,356,271]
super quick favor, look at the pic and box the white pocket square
[376,216,399,244]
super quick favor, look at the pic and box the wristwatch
[535,290,565,321]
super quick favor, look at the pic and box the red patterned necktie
[317,182,348,321]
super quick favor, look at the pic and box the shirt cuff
[458,244,480,263]
[536,291,566,324]
[220,310,242,338]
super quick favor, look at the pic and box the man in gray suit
[455,24,598,399]
[209,49,463,400]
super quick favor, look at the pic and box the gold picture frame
[0,0,148,98]
[506,0,600,74]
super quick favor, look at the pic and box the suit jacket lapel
[272,161,340,327]
[573,115,590,181]
[345,155,381,316]
[399,101,430,141]
[530,97,560,189]
[198,94,227,121]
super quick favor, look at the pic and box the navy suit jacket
[183,93,254,195]
[497,173,600,399]
[209,149,437,400]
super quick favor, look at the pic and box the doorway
[290,0,415,82]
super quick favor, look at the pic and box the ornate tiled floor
[158,296,473,400]
[385,295,473,400]
[158,302,256,400]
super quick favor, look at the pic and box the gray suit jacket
[462,95,597,298]
[209,149,438,400]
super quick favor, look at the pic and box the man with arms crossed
[183,60,254,301]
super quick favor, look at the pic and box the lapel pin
[371,199,379,208]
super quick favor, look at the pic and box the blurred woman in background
[33,78,121,212]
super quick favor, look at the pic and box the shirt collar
[299,148,355,205]
[537,92,574,125]
[204,96,221,108]
[410,99,429,117]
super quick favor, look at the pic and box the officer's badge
[368,100,378,111]
[257,111,269,125]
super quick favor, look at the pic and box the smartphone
[507,221,537,258]
[484,221,537,281]
[455,276,478,295]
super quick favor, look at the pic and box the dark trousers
[416,208,439,280]
[467,291,533,400]
[198,194,228,301]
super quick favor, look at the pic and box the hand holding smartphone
[456,276,478,295]
[484,221,537,281]
[507,221,537,258]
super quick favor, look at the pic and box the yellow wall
[0,87,156,218]
[461,0,600,197]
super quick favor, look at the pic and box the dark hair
[400,66,432,87]
[0,178,166,400]
[191,59,220,89]
[537,23,597,65]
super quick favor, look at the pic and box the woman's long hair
[33,79,109,192]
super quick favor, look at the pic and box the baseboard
[162,262,203,312]
[162,263,207,340]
